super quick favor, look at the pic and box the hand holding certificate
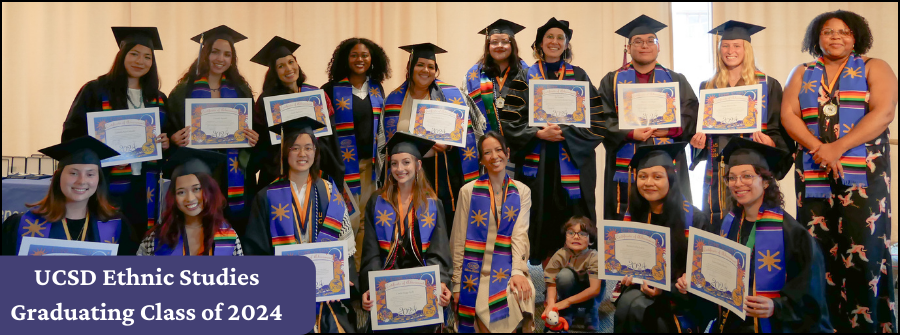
[686,227,751,320]
[599,220,671,291]
[409,100,470,148]
[616,83,681,130]
[263,90,333,144]
[275,240,350,302]
[698,85,762,134]
[87,108,162,167]
[368,265,443,330]
[529,80,590,128]
[185,98,253,149]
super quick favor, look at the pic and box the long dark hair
[727,165,785,211]
[153,172,227,253]
[626,165,687,255]
[405,58,440,84]
[262,54,306,94]
[327,37,391,84]
[101,41,161,109]
[175,37,252,93]
[478,34,523,78]
[280,132,320,184]
[26,166,118,222]
[802,10,873,57]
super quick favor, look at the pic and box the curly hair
[727,165,785,210]
[801,10,873,57]
[326,37,391,84]
[478,34,524,78]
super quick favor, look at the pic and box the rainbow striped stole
[623,195,695,237]
[719,205,785,333]
[332,78,385,196]
[522,61,583,199]
[266,179,344,249]
[16,211,121,255]
[154,222,238,256]
[372,196,438,267]
[799,54,868,198]
[465,60,530,135]
[458,175,521,331]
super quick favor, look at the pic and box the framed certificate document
[18,236,119,256]
[263,90,333,144]
[368,265,444,330]
[698,85,762,134]
[87,108,162,167]
[616,83,681,130]
[528,79,591,128]
[275,240,350,302]
[599,220,671,291]
[185,98,252,149]
[686,227,751,320]
[409,100,470,148]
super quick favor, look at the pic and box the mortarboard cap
[721,137,787,173]
[112,27,163,51]
[268,116,326,140]
[615,15,668,40]
[533,17,573,50]
[39,136,120,170]
[629,142,687,170]
[479,19,526,37]
[399,42,447,62]
[190,25,247,45]
[250,36,300,67]
[708,20,765,42]
[387,132,436,161]
[162,147,226,181]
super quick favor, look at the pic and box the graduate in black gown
[517,18,608,262]
[710,137,830,333]
[599,15,699,221]
[613,142,714,333]
[360,132,452,333]
[242,117,357,332]
[61,26,170,247]
[2,137,136,256]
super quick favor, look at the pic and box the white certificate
[368,265,443,330]
[185,98,252,149]
[599,220,671,291]
[698,85,762,134]
[528,79,591,128]
[86,108,162,167]
[616,82,681,130]
[686,227,751,320]
[19,236,119,256]
[263,90,333,144]
[275,240,351,302]
[408,99,470,148]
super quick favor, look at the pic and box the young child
[541,216,603,331]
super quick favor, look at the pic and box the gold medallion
[823,103,838,117]
[495,97,505,109]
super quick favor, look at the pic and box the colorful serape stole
[522,61,582,199]
[17,211,121,255]
[267,179,345,248]
[720,205,785,333]
[799,54,868,198]
[154,223,237,256]
[465,60,530,135]
[623,195,695,237]
[458,174,521,332]
[372,196,438,266]
[332,78,384,196]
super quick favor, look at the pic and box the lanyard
[487,178,509,225]
[398,197,415,237]
[821,58,849,96]
[62,213,90,241]
[290,175,314,234]
[495,67,510,92]
[538,61,565,80]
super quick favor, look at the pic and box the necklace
[62,213,90,241]
[126,90,143,109]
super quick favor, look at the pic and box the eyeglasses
[489,39,511,47]
[726,174,759,185]
[566,230,589,238]
[630,38,658,47]
[821,28,853,38]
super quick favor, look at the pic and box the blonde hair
[705,38,759,89]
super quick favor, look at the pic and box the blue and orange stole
[267,178,344,247]
[332,78,385,196]
[154,223,238,256]
[100,91,166,230]
[523,61,582,199]
[16,211,121,255]
[719,206,785,333]
[464,60,530,135]
[799,54,868,198]
[384,80,479,184]
[372,196,438,267]
[457,175,521,332]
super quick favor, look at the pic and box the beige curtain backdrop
[712,2,899,241]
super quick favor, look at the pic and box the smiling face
[541,27,567,62]
[348,43,371,76]
[628,33,660,65]
[287,133,315,173]
[274,54,299,85]
[565,224,589,252]
[720,39,745,69]
[124,44,153,79]
[479,136,508,176]
[208,39,233,76]
[390,153,420,185]
[59,164,99,204]
[636,165,670,203]
[727,164,767,207]
[174,174,203,217]
[818,18,855,59]
[411,57,437,88]
[488,33,512,62]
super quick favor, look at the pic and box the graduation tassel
[622,47,628,69]
[195,33,204,76]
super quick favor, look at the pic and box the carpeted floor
[528,263,617,333]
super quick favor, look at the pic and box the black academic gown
[513,63,607,262]
[713,209,831,333]
[2,211,137,256]
[614,206,717,333]
[691,78,794,228]
[360,194,451,333]
[242,178,358,332]
[61,76,170,245]
[472,63,532,161]
[599,68,698,221]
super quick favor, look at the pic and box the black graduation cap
[479,19,526,37]
[709,20,765,42]
[387,132,435,161]
[250,36,300,67]
[399,42,447,62]
[629,142,687,170]
[190,25,247,45]
[721,137,787,173]
[268,116,326,139]
[615,15,668,40]
[533,17,573,49]
[38,136,120,169]
[162,147,226,181]
[112,27,163,50]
